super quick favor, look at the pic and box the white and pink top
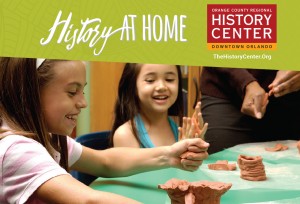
[0,127,82,203]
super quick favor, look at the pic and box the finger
[192,102,198,115]
[276,71,295,84]
[185,139,209,152]
[199,123,208,139]
[198,102,204,127]
[273,80,292,97]
[181,159,203,167]
[274,89,288,97]
[253,96,264,119]
[186,145,209,154]
[185,137,210,149]
[181,162,200,172]
[178,127,183,140]
[260,94,269,117]
[182,117,187,138]
[188,122,196,138]
[272,71,297,89]
[181,152,207,162]
[192,102,200,121]
[268,83,274,90]
[186,118,191,137]
[186,146,207,153]
[271,71,289,87]
[279,73,300,95]
[198,112,204,128]
[195,101,201,111]
[263,93,269,106]
[260,100,269,118]
[268,89,274,96]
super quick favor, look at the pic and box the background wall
[89,62,124,132]
[76,62,91,136]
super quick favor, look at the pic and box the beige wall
[90,62,124,131]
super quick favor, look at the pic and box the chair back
[70,130,110,185]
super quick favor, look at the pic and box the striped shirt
[0,135,82,204]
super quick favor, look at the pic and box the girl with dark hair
[0,58,209,203]
[111,63,207,148]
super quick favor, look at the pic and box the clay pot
[208,160,236,171]
[237,155,267,181]
[158,178,232,204]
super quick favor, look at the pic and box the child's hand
[191,102,208,139]
[178,102,208,140]
[168,138,209,171]
[179,117,196,140]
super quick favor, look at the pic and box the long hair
[110,63,184,146]
[0,57,68,170]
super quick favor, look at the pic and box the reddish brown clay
[158,178,232,204]
[265,143,288,152]
[297,140,300,154]
[158,179,189,204]
[208,160,236,171]
[237,155,267,181]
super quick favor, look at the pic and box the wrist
[245,81,259,92]
[159,146,177,168]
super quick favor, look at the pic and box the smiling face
[136,64,179,115]
[40,61,87,135]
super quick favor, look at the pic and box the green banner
[0,0,299,70]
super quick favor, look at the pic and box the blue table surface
[90,140,300,204]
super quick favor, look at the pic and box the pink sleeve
[67,136,83,167]
[0,135,67,204]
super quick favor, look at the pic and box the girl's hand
[179,117,195,140]
[241,81,269,119]
[268,71,300,97]
[178,102,208,140]
[169,138,209,171]
[191,102,208,139]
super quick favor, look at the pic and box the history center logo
[207,4,277,50]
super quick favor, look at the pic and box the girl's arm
[34,174,141,204]
[71,138,209,177]
[36,137,208,203]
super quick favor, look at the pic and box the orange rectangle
[207,43,276,50]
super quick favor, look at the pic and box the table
[90,140,300,203]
